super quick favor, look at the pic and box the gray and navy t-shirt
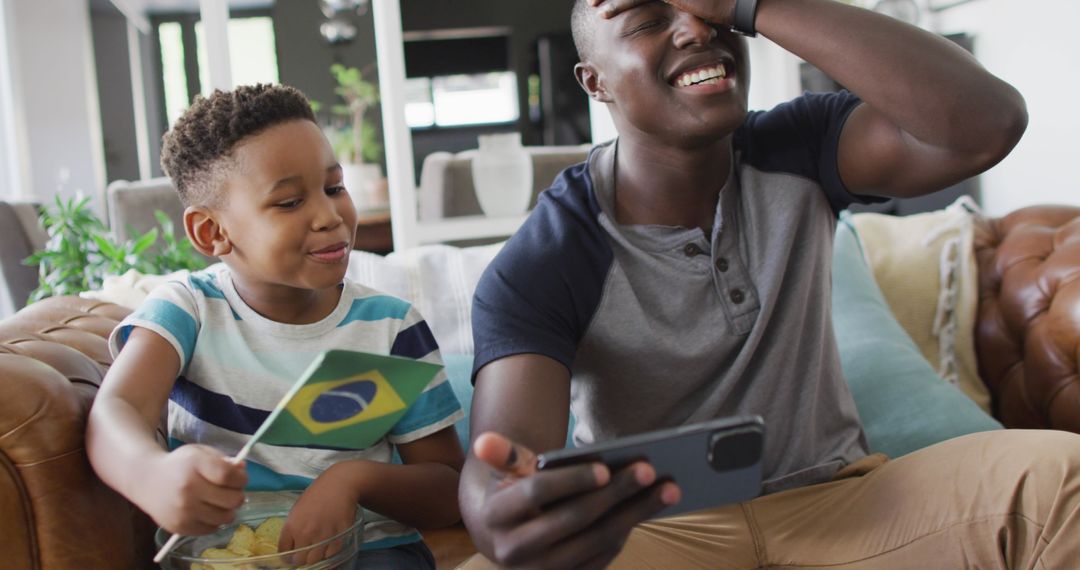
[473,91,883,493]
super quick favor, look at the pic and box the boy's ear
[575,62,612,103]
[184,206,231,257]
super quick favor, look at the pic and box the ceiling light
[318,0,369,19]
[320,15,358,45]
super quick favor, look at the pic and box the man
[460,0,1080,568]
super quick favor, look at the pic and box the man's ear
[184,206,231,257]
[574,62,612,103]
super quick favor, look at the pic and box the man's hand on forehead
[590,0,737,27]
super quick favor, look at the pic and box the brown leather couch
[3,205,1079,569]
[973,205,1080,431]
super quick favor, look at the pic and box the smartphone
[536,415,764,519]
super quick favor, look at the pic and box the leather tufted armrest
[0,297,157,569]
[973,205,1080,432]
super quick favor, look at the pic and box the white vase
[471,133,533,217]
[342,163,388,213]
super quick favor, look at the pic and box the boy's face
[209,120,357,293]
[579,2,750,143]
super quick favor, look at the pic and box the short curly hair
[160,83,317,206]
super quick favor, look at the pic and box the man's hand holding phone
[471,432,681,568]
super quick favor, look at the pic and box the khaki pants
[464,430,1080,569]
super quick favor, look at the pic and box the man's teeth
[676,65,727,87]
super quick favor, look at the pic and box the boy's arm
[86,327,247,535]
[278,427,464,563]
[335,426,465,529]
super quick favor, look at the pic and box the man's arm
[597,0,1027,198]
[460,354,678,567]
[754,0,1027,198]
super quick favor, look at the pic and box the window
[158,22,190,129]
[402,30,518,129]
[156,14,279,127]
[405,72,519,129]
[195,17,279,97]
[404,78,434,128]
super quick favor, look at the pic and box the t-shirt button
[683,243,702,257]
[716,257,729,272]
[730,288,745,304]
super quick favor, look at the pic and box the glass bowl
[155,490,363,570]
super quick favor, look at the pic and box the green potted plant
[322,63,387,213]
[24,195,206,303]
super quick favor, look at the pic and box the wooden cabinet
[353,210,393,255]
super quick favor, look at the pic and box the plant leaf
[133,228,159,254]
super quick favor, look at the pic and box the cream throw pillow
[80,243,504,357]
[850,197,991,413]
[80,268,191,309]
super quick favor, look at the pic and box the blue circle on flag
[310,380,378,423]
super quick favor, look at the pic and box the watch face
[872,0,921,25]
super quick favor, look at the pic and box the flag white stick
[151,451,251,563]
[152,355,326,562]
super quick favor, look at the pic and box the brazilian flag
[249,350,442,451]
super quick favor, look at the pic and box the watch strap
[732,0,760,37]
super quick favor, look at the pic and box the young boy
[86,84,464,569]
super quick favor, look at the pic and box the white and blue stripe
[110,266,463,547]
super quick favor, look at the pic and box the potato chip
[190,515,291,568]
[254,516,286,545]
[196,547,238,570]
[253,539,278,556]
[199,548,235,559]
[226,524,256,556]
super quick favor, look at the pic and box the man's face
[215,119,357,293]
[581,1,750,144]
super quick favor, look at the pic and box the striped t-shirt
[109,265,463,549]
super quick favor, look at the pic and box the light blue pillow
[444,218,999,460]
[831,215,1001,458]
[442,353,575,452]
[442,354,476,452]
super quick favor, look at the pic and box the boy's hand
[279,466,359,565]
[142,444,247,535]
[591,0,737,27]
[471,432,680,568]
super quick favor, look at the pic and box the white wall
[931,0,1080,216]
[745,38,801,112]
[8,0,106,208]
[0,0,30,201]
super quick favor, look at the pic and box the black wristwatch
[732,0,760,37]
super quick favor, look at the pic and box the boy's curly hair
[160,83,317,206]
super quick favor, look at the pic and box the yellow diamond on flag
[245,350,443,451]
[285,370,406,435]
